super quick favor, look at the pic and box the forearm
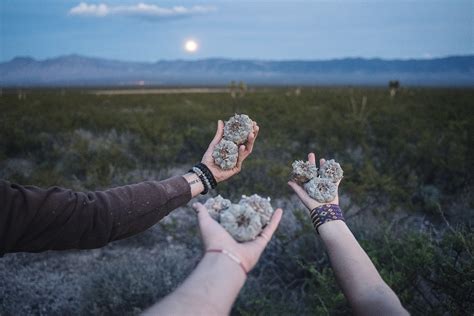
[145,252,247,315]
[1,176,192,253]
[319,221,407,315]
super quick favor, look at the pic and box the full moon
[185,40,198,53]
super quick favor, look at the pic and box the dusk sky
[0,0,472,62]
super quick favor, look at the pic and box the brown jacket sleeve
[0,176,191,255]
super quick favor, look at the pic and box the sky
[0,0,472,62]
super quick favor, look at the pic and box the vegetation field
[0,87,473,315]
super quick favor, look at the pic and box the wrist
[310,204,345,234]
[205,248,248,276]
[167,252,246,316]
[183,173,205,197]
[201,160,226,183]
[189,163,218,194]
[318,220,352,244]
[198,251,247,312]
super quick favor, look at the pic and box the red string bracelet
[206,249,248,275]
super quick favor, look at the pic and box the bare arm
[289,153,408,316]
[145,203,283,315]
[319,220,407,315]
[144,250,247,315]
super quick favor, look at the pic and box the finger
[243,131,256,155]
[308,152,316,165]
[288,181,308,200]
[192,202,206,216]
[193,202,213,227]
[288,181,315,210]
[259,232,270,243]
[253,123,260,139]
[234,145,246,170]
[242,124,259,159]
[208,120,224,148]
[193,202,221,250]
[258,208,283,245]
[320,158,326,168]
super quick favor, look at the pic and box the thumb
[288,181,308,200]
[208,120,224,148]
[193,202,213,228]
[288,181,316,211]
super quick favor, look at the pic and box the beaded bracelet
[310,204,345,234]
[190,167,209,195]
[206,248,248,276]
[195,163,217,189]
[192,167,211,189]
[189,163,218,195]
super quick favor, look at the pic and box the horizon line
[2,53,474,64]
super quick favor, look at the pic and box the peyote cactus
[290,158,343,203]
[203,193,274,242]
[304,177,338,203]
[291,160,318,184]
[204,195,232,221]
[319,159,343,182]
[223,114,253,145]
[239,194,274,226]
[212,139,239,170]
[220,204,262,242]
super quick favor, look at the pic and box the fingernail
[192,203,198,208]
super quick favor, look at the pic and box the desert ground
[1,87,472,315]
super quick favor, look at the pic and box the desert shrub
[79,245,199,316]
[233,217,474,315]
[1,88,472,210]
[358,225,474,315]
[0,87,473,315]
[0,252,86,315]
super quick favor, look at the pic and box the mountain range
[1,54,473,87]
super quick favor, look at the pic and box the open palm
[193,202,282,272]
[288,152,341,211]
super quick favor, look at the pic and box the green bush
[0,87,473,315]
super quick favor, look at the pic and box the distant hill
[1,54,473,87]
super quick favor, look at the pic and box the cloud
[70,3,109,16]
[69,2,216,19]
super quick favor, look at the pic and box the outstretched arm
[145,203,283,315]
[288,153,408,316]
[0,120,259,255]
[0,176,191,254]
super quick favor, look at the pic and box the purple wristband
[310,204,345,233]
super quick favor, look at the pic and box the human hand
[288,152,341,211]
[201,120,259,183]
[192,202,282,272]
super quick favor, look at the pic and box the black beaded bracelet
[195,163,217,189]
[310,204,345,234]
[191,167,209,195]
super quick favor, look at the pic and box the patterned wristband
[310,204,345,234]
